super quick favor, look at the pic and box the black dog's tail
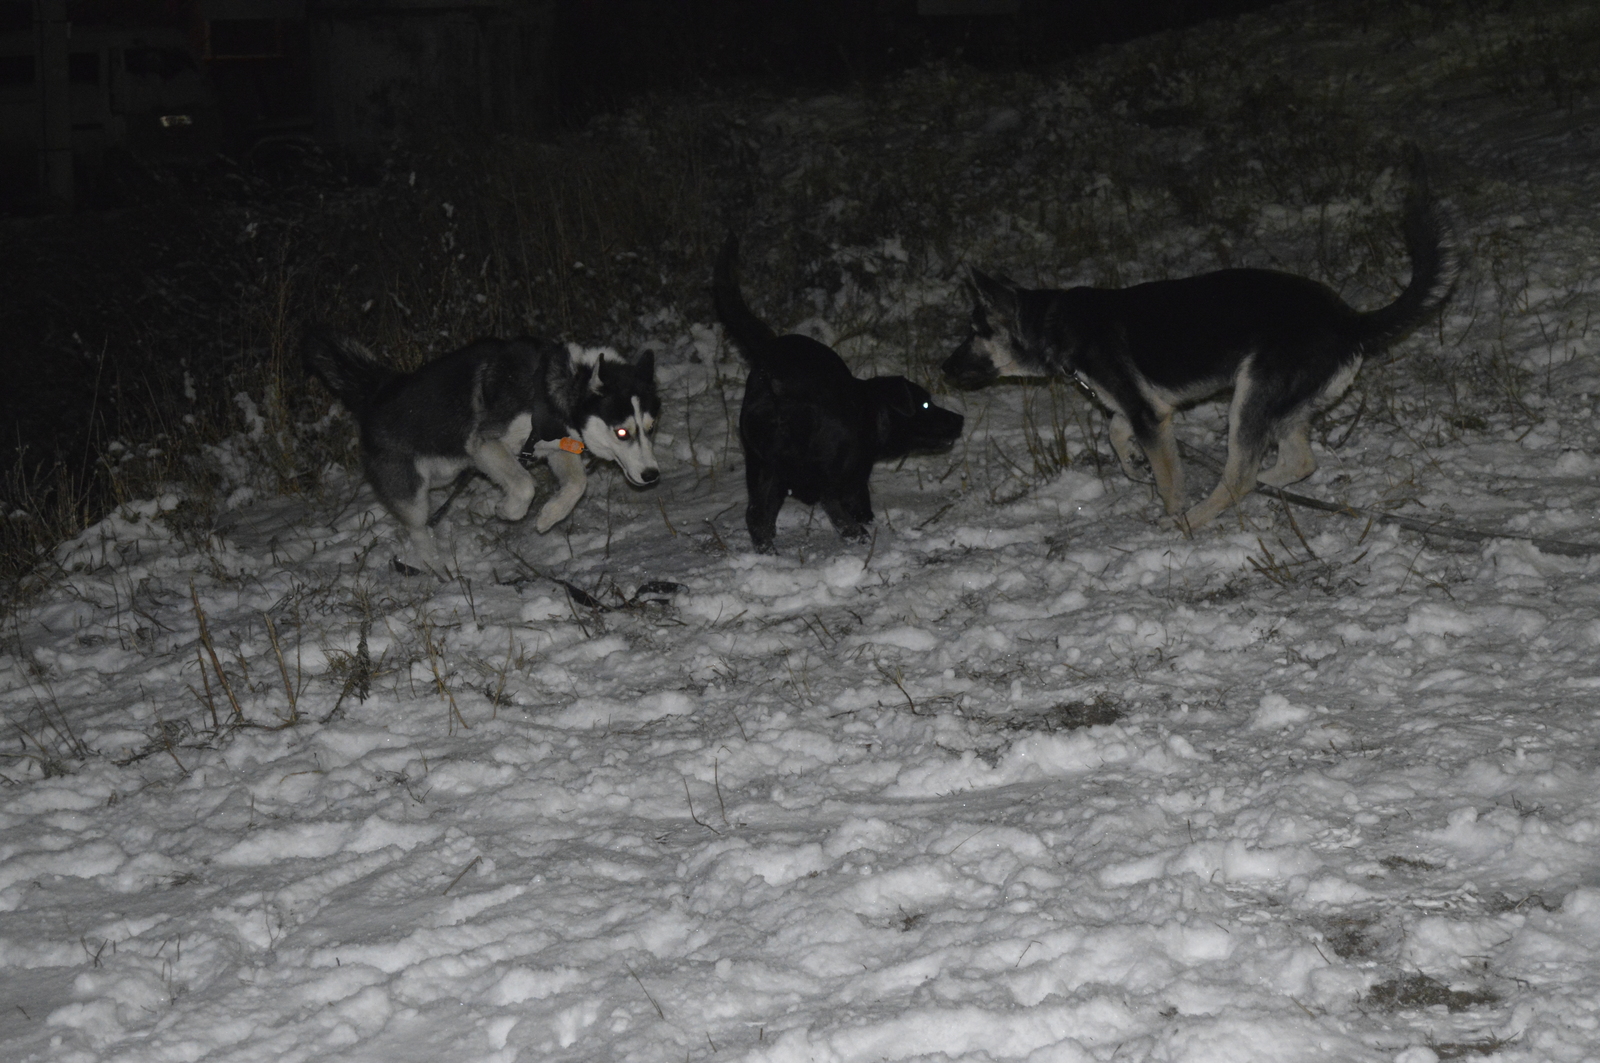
[301,330,397,413]
[713,236,779,366]
[1356,155,1461,353]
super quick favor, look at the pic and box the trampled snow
[6,1,1600,1060]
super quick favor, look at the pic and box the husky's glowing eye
[615,427,630,440]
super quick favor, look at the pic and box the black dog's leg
[822,490,872,543]
[842,482,874,525]
[745,465,786,553]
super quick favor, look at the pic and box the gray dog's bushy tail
[713,236,779,366]
[301,330,397,414]
[1357,151,1461,353]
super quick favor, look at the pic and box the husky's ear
[573,360,600,395]
[611,348,656,382]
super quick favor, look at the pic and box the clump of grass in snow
[1020,379,1080,481]
[1364,972,1499,1013]
[2,692,91,781]
[998,695,1123,732]
[1320,914,1387,960]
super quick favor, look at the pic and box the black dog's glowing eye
[615,427,630,440]
[922,402,930,409]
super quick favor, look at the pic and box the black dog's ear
[884,376,917,413]
[874,390,904,451]
[863,376,908,443]
[634,348,655,379]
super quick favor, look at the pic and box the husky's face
[573,349,661,488]
[942,269,1049,388]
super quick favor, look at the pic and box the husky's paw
[534,496,577,534]
[400,529,453,578]
[497,494,533,522]
[495,471,537,521]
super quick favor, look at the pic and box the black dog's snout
[929,408,965,449]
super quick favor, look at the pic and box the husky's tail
[713,236,779,366]
[1357,156,1460,353]
[301,330,397,413]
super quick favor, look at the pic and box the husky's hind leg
[369,454,448,574]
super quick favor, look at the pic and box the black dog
[943,174,1456,529]
[714,237,965,552]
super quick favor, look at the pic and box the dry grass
[1364,972,1499,1013]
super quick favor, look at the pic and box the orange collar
[559,437,585,454]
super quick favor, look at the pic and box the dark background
[0,0,1289,574]
[551,0,1287,123]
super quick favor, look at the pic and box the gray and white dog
[944,173,1457,530]
[304,331,659,571]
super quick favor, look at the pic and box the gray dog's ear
[967,268,1019,320]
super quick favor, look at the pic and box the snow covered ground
[6,1,1600,1060]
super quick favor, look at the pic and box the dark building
[1,0,556,210]
[2,1,1277,211]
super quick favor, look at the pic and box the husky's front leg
[530,442,588,533]
[471,441,538,521]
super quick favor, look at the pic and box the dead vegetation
[5,0,1594,607]
[992,696,1124,733]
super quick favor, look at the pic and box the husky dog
[714,237,965,552]
[944,180,1458,530]
[303,331,659,571]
